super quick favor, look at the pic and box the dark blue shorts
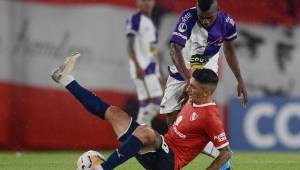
[119,121,174,170]
[135,136,174,170]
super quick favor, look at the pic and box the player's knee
[107,106,122,113]
[106,106,126,119]
[134,124,156,145]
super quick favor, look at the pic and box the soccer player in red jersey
[52,53,232,170]
[164,69,231,169]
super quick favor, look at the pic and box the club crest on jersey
[190,112,198,121]
[225,16,235,26]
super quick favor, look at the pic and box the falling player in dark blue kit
[51,52,232,170]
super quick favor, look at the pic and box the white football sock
[59,75,74,86]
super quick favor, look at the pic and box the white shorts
[130,61,163,101]
[160,76,186,114]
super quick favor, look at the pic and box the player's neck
[140,10,152,17]
[193,96,214,105]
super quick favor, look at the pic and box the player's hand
[135,65,145,80]
[237,80,248,108]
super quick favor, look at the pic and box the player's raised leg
[51,52,138,139]
[51,53,161,170]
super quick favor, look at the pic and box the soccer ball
[76,150,105,170]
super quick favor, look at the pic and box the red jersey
[164,101,229,170]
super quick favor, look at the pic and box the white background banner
[1,1,300,99]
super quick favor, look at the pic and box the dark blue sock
[101,135,143,170]
[66,80,110,119]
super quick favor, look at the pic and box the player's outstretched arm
[223,40,248,107]
[206,145,233,170]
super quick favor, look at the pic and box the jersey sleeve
[205,113,229,149]
[126,13,141,36]
[170,9,197,47]
[224,15,237,41]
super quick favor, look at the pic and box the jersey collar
[192,102,216,107]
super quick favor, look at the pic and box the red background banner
[21,0,300,25]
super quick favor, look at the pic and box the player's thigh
[144,74,163,98]
[105,106,132,137]
[160,76,186,114]
[132,78,149,101]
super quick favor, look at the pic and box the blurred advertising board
[229,98,300,151]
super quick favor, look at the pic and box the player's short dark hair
[192,68,218,85]
[197,0,215,12]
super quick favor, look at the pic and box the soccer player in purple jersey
[126,0,164,126]
[160,0,248,167]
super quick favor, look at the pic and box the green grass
[0,151,299,170]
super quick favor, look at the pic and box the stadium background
[0,0,299,154]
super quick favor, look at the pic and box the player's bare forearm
[206,146,232,170]
[154,52,166,87]
[223,40,243,82]
[127,36,139,66]
[170,43,190,80]
[224,40,248,106]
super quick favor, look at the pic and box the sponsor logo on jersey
[174,116,183,126]
[173,126,187,139]
[181,12,192,23]
[214,132,227,142]
[177,12,192,33]
[190,54,213,69]
[178,23,187,33]
[173,116,186,139]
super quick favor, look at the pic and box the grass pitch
[0,151,299,170]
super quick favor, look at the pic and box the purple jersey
[126,12,158,69]
[169,7,237,78]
